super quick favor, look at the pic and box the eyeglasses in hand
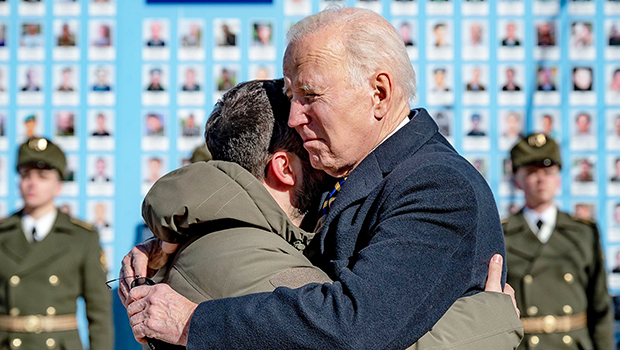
[104,275,155,290]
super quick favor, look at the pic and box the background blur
[0,0,619,348]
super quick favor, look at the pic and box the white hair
[286,7,416,101]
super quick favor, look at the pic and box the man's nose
[288,100,309,128]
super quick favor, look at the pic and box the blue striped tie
[321,177,347,217]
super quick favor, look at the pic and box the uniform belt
[521,312,587,334]
[0,314,77,333]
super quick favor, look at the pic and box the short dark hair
[577,112,590,122]
[205,79,304,181]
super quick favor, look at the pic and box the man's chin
[308,154,326,172]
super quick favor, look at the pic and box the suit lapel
[315,109,440,251]
[322,153,383,231]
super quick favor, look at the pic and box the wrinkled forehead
[283,35,345,87]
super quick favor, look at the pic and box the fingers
[130,321,149,344]
[126,284,195,346]
[131,246,150,278]
[131,315,170,344]
[127,286,159,344]
[503,283,520,318]
[127,285,154,309]
[118,244,151,306]
[118,252,136,306]
[484,254,503,293]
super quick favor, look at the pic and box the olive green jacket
[143,161,331,302]
[143,161,523,350]
[504,210,612,350]
[0,211,112,350]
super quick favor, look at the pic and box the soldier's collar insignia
[528,133,546,148]
[28,138,48,152]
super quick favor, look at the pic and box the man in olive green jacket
[0,138,112,350]
[505,133,612,350]
[135,79,522,350]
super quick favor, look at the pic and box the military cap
[189,144,212,163]
[510,133,561,173]
[17,138,67,178]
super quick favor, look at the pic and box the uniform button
[48,275,59,286]
[524,275,533,284]
[562,335,573,345]
[564,273,574,284]
[9,275,20,286]
[10,338,21,349]
[46,338,56,349]
[530,335,539,346]
[9,308,19,316]
[46,307,56,316]
[563,305,573,315]
[527,306,538,316]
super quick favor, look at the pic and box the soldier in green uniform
[504,133,613,349]
[0,138,112,350]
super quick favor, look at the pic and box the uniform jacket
[0,211,112,350]
[186,108,507,350]
[504,210,613,350]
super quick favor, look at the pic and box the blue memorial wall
[1,0,620,347]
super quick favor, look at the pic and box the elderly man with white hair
[123,8,522,350]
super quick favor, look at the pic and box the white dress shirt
[22,208,58,243]
[523,205,557,244]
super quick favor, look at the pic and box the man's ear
[372,72,393,121]
[265,151,296,190]
[55,179,63,197]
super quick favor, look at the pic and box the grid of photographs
[2,0,118,278]
[389,0,620,292]
[138,15,280,195]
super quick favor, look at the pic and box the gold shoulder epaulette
[70,218,95,231]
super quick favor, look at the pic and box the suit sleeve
[81,231,113,350]
[186,164,490,350]
[587,224,613,350]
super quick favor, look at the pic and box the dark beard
[292,161,328,217]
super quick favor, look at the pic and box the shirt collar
[523,205,557,243]
[22,208,58,242]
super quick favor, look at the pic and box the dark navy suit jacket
[187,108,506,350]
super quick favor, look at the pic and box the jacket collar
[220,162,314,248]
[0,211,74,272]
[504,211,543,261]
[0,213,28,264]
[146,161,313,249]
